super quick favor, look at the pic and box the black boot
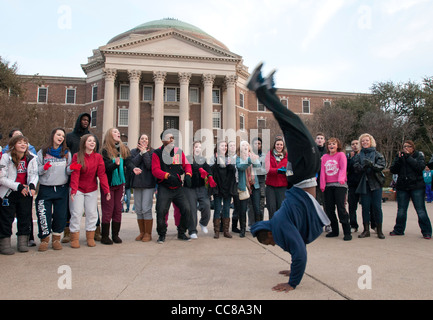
[100,223,113,245]
[342,223,352,241]
[231,218,241,233]
[111,221,122,243]
[376,224,385,239]
[239,214,246,238]
[358,223,370,238]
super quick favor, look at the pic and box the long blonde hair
[102,128,130,159]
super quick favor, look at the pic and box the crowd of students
[1,108,432,256]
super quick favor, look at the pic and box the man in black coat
[66,113,99,154]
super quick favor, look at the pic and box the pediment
[99,29,241,61]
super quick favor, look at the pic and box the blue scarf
[47,147,68,159]
[111,157,125,186]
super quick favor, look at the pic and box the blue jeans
[213,196,231,219]
[393,188,432,236]
[360,188,383,224]
[124,188,131,211]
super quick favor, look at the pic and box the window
[190,88,199,103]
[118,108,129,127]
[212,89,220,104]
[302,100,310,114]
[240,115,245,131]
[324,100,331,108]
[38,87,48,103]
[66,88,76,104]
[120,85,130,101]
[90,110,97,128]
[213,112,221,129]
[258,119,266,130]
[143,86,153,101]
[258,100,266,112]
[164,87,180,102]
[239,93,244,108]
[281,99,288,108]
[92,86,98,102]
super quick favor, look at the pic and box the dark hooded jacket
[66,113,99,155]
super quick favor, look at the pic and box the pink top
[320,152,347,192]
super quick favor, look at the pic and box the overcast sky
[1,0,432,93]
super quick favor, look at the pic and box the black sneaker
[326,232,339,238]
[177,233,191,241]
[343,234,352,241]
[246,62,265,91]
[157,235,166,244]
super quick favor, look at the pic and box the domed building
[21,18,356,155]
[81,18,253,154]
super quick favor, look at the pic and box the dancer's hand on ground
[272,283,295,292]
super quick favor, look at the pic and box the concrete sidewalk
[0,199,432,300]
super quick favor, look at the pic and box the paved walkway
[0,199,432,300]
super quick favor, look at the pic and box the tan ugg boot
[86,231,96,247]
[135,220,145,241]
[70,232,80,248]
[52,234,62,250]
[94,225,102,241]
[142,220,153,242]
[38,236,50,252]
[61,227,70,243]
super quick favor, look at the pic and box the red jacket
[70,152,110,195]
[265,151,289,187]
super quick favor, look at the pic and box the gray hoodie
[37,149,72,186]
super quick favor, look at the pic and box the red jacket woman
[265,138,289,219]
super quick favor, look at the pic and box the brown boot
[135,219,145,241]
[142,220,153,242]
[61,227,70,243]
[70,232,80,248]
[213,219,221,239]
[94,225,102,241]
[38,236,50,252]
[52,234,62,250]
[86,231,96,247]
[223,218,232,238]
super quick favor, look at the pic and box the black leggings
[255,86,320,187]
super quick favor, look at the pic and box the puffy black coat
[353,147,386,192]
[390,151,425,191]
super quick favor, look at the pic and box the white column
[128,70,141,147]
[102,68,117,136]
[152,71,167,148]
[201,74,215,134]
[178,72,192,154]
[224,75,238,142]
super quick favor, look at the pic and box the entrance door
[164,116,179,130]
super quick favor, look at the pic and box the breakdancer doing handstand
[248,62,330,292]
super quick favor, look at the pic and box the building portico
[80,21,245,153]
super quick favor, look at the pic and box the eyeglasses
[403,145,413,149]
